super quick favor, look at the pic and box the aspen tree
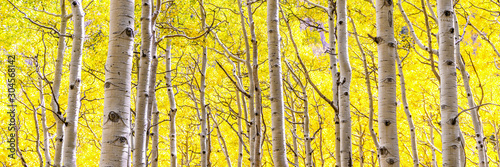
[62,0,85,166]
[454,14,488,167]
[376,0,400,165]
[336,0,353,166]
[52,1,71,165]
[133,0,153,165]
[268,0,288,166]
[396,50,419,167]
[200,1,209,166]
[438,0,459,166]
[165,40,178,167]
[99,0,135,165]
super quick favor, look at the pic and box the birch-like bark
[62,0,85,166]
[438,0,459,166]
[165,40,178,167]
[99,0,135,165]
[376,0,400,166]
[268,0,287,166]
[397,0,438,54]
[336,0,352,166]
[247,0,263,165]
[200,1,209,165]
[52,1,70,165]
[39,78,51,167]
[396,51,419,167]
[236,0,256,165]
[454,14,487,167]
[327,1,341,164]
[133,0,153,165]
[351,17,380,165]
[145,46,158,162]
[150,97,160,167]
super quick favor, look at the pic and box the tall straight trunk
[200,1,209,165]
[150,97,160,167]
[145,48,158,163]
[99,0,135,165]
[39,78,51,167]
[327,0,341,165]
[236,0,256,165]
[396,51,419,167]
[247,0,263,165]
[267,0,287,166]
[454,14,487,167]
[164,40,178,167]
[133,0,153,165]
[376,0,400,166]
[337,0,352,166]
[62,0,85,166]
[438,0,459,166]
[52,1,70,165]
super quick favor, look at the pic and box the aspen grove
[3,0,500,166]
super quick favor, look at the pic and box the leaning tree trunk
[99,0,135,165]
[337,0,352,166]
[454,14,487,167]
[62,0,85,166]
[376,0,400,166]
[133,0,153,165]
[268,0,288,166]
[396,51,419,167]
[52,1,70,165]
[438,0,459,166]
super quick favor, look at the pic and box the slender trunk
[150,97,160,167]
[133,0,153,165]
[52,1,69,165]
[146,48,158,165]
[430,119,437,167]
[34,89,43,167]
[200,1,209,165]
[99,0,135,165]
[396,51,419,167]
[376,0,400,166]
[268,0,288,166]
[327,0,341,165]
[438,0,459,166]
[62,0,84,166]
[235,62,245,167]
[337,0,352,166]
[165,40,178,167]
[454,14,487,167]
[247,1,263,165]
[39,78,51,167]
[352,17,380,165]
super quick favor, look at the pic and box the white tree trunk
[165,40,178,167]
[268,0,288,166]
[150,97,160,167]
[396,51,419,167]
[454,14,487,167]
[376,0,400,166]
[133,0,153,165]
[438,0,459,166]
[39,78,51,167]
[337,0,352,166]
[99,0,135,165]
[62,0,85,166]
[200,2,209,165]
[327,0,341,165]
[52,1,70,165]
